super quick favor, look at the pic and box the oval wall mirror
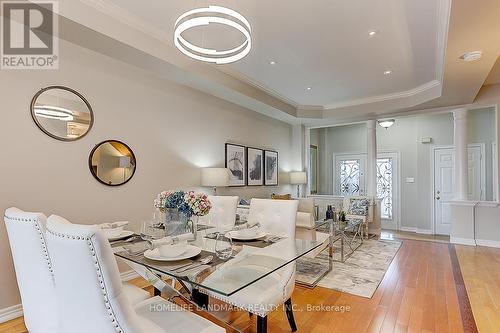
[30,86,94,141]
[89,140,137,186]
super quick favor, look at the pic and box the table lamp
[201,168,230,195]
[290,171,307,198]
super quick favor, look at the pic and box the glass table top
[113,229,324,297]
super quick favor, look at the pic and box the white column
[366,120,377,197]
[453,108,468,200]
[304,127,311,196]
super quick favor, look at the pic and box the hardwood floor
[0,239,494,333]
[456,245,500,333]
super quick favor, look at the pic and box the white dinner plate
[225,230,267,241]
[144,245,202,261]
[107,230,134,241]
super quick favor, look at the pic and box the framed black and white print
[264,150,279,185]
[246,147,264,186]
[225,143,246,186]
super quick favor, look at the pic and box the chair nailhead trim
[46,227,124,333]
[5,214,54,276]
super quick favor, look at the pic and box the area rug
[296,238,402,298]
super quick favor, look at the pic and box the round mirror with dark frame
[89,140,137,186]
[30,86,94,141]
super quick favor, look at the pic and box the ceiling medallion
[174,6,251,65]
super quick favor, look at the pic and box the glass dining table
[111,226,324,314]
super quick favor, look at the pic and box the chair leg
[257,315,267,333]
[284,298,297,332]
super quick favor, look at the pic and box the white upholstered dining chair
[45,214,225,333]
[198,195,239,231]
[4,207,58,333]
[205,198,299,333]
[4,208,153,332]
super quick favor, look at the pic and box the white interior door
[434,145,484,235]
[434,148,455,235]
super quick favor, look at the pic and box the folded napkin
[98,221,130,229]
[149,233,195,248]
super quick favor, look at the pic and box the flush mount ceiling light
[174,6,251,65]
[306,87,312,91]
[378,119,395,129]
[459,51,482,62]
[383,70,393,75]
[34,105,74,121]
[368,30,378,36]
[269,60,277,65]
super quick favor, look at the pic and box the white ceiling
[106,0,441,107]
[50,0,499,125]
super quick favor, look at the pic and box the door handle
[436,196,441,200]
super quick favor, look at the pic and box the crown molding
[435,0,452,82]
[82,0,168,43]
[322,80,441,110]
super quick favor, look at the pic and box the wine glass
[215,233,233,260]
[140,220,165,243]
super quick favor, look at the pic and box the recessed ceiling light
[459,51,482,62]
[306,87,312,91]
[269,60,277,65]
[368,30,378,36]
[383,70,393,75]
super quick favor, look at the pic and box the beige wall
[0,40,296,309]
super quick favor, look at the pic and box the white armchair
[204,198,299,333]
[295,198,316,229]
[45,215,225,333]
[4,207,58,333]
[198,195,239,231]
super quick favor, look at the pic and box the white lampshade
[118,156,131,168]
[289,171,307,185]
[201,168,230,187]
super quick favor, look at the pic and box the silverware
[174,255,213,273]
[264,236,281,243]
[110,235,140,245]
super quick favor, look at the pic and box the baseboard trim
[476,239,500,248]
[399,227,433,235]
[0,270,140,324]
[450,237,476,246]
[0,304,23,324]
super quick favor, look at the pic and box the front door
[335,152,399,229]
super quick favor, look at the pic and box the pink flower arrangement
[184,191,211,217]
[154,190,174,211]
[154,190,211,217]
